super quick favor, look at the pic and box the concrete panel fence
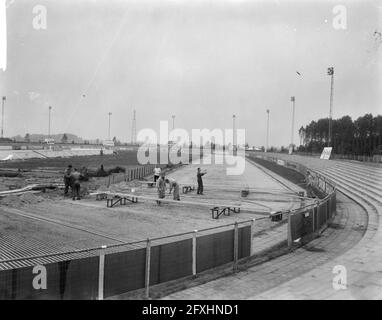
[253,154,337,247]
[0,223,252,300]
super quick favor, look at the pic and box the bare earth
[0,153,305,262]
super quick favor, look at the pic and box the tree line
[298,113,382,156]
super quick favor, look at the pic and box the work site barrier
[97,163,178,187]
[0,154,335,300]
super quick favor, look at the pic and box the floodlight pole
[1,96,5,138]
[266,109,270,152]
[108,112,112,140]
[48,106,52,138]
[327,67,334,147]
[233,114,236,150]
[290,97,295,151]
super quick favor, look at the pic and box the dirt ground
[0,153,307,263]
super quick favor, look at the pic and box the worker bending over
[156,173,166,205]
[165,178,180,201]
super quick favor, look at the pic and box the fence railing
[97,148,205,187]
[253,154,337,247]
[0,220,254,300]
[0,155,336,300]
[101,164,166,187]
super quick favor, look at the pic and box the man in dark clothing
[197,168,207,195]
[70,168,82,200]
[64,165,73,196]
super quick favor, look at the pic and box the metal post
[233,222,239,272]
[290,97,295,151]
[131,109,136,145]
[266,109,270,152]
[172,115,175,130]
[48,106,52,138]
[145,238,151,299]
[192,230,197,277]
[98,246,106,300]
[327,67,334,147]
[287,214,293,248]
[1,96,6,138]
[233,114,236,151]
[250,218,256,255]
[108,112,112,140]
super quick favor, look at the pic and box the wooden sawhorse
[106,195,138,208]
[211,206,241,219]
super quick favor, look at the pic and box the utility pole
[131,109,136,144]
[327,67,334,147]
[172,115,175,130]
[290,97,295,152]
[108,112,112,140]
[233,114,236,150]
[1,96,5,138]
[48,106,52,138]
[266,109,270,152]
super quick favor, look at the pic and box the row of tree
[298,114,382,156]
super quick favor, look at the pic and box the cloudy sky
[0,0,381,147]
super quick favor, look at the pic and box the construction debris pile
[0,192,46,207]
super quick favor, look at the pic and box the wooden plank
[0,184,39,195]
[89,191,270,215]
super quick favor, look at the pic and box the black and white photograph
[0,0,381,307]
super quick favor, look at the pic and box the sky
[0,0,381,147]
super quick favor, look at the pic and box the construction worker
[165,178,180,201]
[156,173,166,205]
[63,165,73,196]
[80,166,89,181]
[70,168,82,200]
[197,167,207,195]
[153,165,161,183]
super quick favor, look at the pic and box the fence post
[250,219,256,255]
[233,222,239,273]
[192,230,197,277]
[287,214,292,248]
[98,247,106,300]
[145,238,151,299]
